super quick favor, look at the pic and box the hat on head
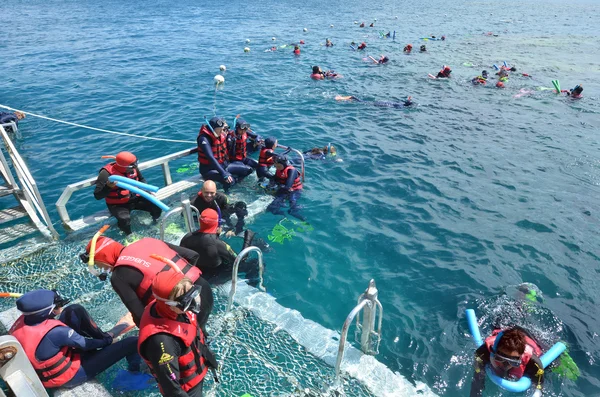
[152,270,185,301]
[16,289,55,316]
[114,151,137,173]
[236,118,249,130]
[273,154,289,167]
[199,208,220,233]
[209,117,225,130]
[265,137,277,149]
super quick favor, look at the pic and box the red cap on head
[496,81,505,88]
[199,208,219,234]
[152,270,185,301]
[85,236,123,265]
[114,152,137,173]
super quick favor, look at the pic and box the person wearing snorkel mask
[225,117,259,179]
[138,270,218,397]
[82,233,214,329]
[266,155,306,222]
[179,208,261,284]
[197,116,235,192]
[303,144,338,160]
[94,151,162,235]
[9,289,141,389]
[470,327,545,397]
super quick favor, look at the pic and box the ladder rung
[0,223,38,245]
[0,206,27,224]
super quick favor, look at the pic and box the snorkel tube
[204,117,216,135]
[88,225,110,278]
[0,292,23,298]
[232,114,240,131]
[149,254,184,274]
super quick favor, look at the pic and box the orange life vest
[484,329,542,379]
[275,166,302,191]
[197,125,227,165]
[102,162,140,205]
[258,148,274,167]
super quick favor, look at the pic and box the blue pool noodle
[115,181,169,212]
[493,64,499,70]
[349,44,356,51]
[465,309,566,393]
[393,31,396,41]
[503,61,508,67]
[108,175,159,193]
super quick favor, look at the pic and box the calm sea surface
[1,0,600,395]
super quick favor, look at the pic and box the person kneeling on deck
[197,117,234,191]
[180,208,260,284]
[192,180,247,237]
[10,289,141,389]
[82,235,213,329]
[266,155,306,221]
[0,111,25,133]
[226,117,259,179]
[94,151,162,235]
[470,327,544,397]
[138,270,218,397]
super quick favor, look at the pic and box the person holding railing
[93,151,162,235]
[0,111,25,133]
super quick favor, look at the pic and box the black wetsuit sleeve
[246,130,258,140]
[470,345,490,397]
[110,267,146,327]
[198,136,228,176]
[93,169,112,200]
[217,239,237,265]
[45,326,110,353]
[525,355,544,392]
[135,166,146,183]
[142,333,190,397]
[166,243,200,267]
[284,168,299,190]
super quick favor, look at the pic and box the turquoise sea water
[2,0,600,395]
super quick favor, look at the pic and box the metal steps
[0,223,38,245]
[0,185,16,198]
[0,206,27,225]
[0,235,52,264]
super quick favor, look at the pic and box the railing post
[162,162,172,186]
[159,207,183,240]
[227,246,264,312]
[180,195,198,233]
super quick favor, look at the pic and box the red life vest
[102,162,140,205]
[310,73,324,80]
[275,166,302,191]
[10,316,81,388]
[197,125,227,165]
[259,148,275,167]
[228,131,247,161]
[484,329,542,379]
[138,303,208,393]
[113,238,201,305]
[294,49,300,55]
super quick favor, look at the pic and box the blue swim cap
[16,289,55,316]
[236,118,249,130]
[209,117,225,130]
[273,154,288,167]
[265,136,277,149]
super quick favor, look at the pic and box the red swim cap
[153,270,185,301]
[114,152,137,173]
[85,236,123,265]
[199,208,219,234]
[496,81,505,88]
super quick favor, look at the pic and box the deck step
[0,206,27,225]
[0,185,16,198]
[0,223,39,245]
[65,175,203,231]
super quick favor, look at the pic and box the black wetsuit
[191,192,247,235]
[110,243,213,328]
[93,167,162,235]
[470,344,544,397]
[179,231,258,284]
[349,96,413,108]
[0,112,20,133]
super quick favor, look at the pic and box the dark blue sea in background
[2,0,600,395]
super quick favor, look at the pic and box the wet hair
[312,65,320,74]
[310,148,326,154]
[510,66,517,72]
[168,277,194,301]
[496,328,526,355]
[573,85,583,95]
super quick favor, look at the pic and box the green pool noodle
[552,79,561,93]
[240,394,255,397]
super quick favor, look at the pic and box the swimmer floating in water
[368,55,389,64]
[325,38,333,47]
[472,70,488,85]
[336,95,414,108]
[311,66,341,80]
[403,44,413,53]
[420,45,427,52]
[357,42,367,50]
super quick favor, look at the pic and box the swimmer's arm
[525,355,544,394]
[470,345,489,397]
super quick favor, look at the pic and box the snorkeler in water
[335,95,413,108]
[311,65,341,80]
[472,70,489,85]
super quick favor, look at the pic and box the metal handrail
[334,280,383,380]
[0,121,20,139]
[56,147,197,226]
[276,144,305,182]
[227,246,265,312]
[0,126,58,239]
[158,203,200,240]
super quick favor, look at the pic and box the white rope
[0,104,196,144]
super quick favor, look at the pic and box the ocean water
[1,0,600,395]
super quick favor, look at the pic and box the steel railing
[227,246,265,312]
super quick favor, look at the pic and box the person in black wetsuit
[138,271,218,397]
[436,65,452,78]
[93,151,162,235]
[179,208,259,284]
[82,235,213,329]
[266,155,306,221]
[192,180,247,237]
[9,289,141,389]
[335,95,413,108]
[470,327,545,397]
[0,111,25,133]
